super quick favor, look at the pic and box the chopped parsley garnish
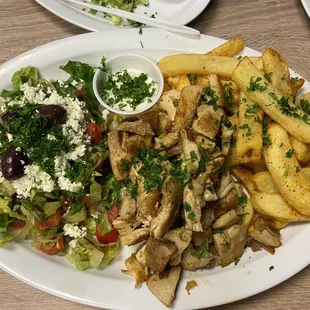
[285,149,295,158]
[225,242,231,249]
[300,99,310,115]
[188,74,198,84]
[184,202,192,212]
[65,156,92,183]
[239,123,252,136]
[203,87,219,110]
[101,69,155,111]
[284,168,289,177]
[213,228,224,234]
[247,76,268,92]
[138,28,143,35]
[237,55,243,61]
[269,265,274,271]
[296,166,301,173]
[198,147,209,173]
[290,77,299,85]
[234,258,240,265]
[169,158,191,187]
[122,178,138,199]
[244,103,260,118]
[190,151,198,161]
[223,118,232,128]
[188,212,196,221]
[230,137,236,148]
[140,40,144,48]
[238,194,248,205]
[223,83,234,105]
[120,158,131,172]
[264,72,273,83]
[242,97,247,103]
[191,244,210,259]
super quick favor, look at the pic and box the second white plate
[35,0,211,31]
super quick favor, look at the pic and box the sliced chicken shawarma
[212,209,240,230]
[172,85,204,132]
[221,122,234,155]
[163,228,192,266]
[145,238,177,273]
[121,133,153,156]
[155,132,179,150]
[213,224,247,267]
[107,131,132,181]
[147,265,182,308]
[157,89,180,121]
[151,176,183,239]
[179,129,201,174]
[183,185,203,232]
[117,120,155,136]
[122,253,148,288]
[181,244,214,271]
[119,189,137,222]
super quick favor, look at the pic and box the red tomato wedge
[35,208,64,231]
[96,225,118,244]
[39,236,64,255]
[87,122,103,142]
[9,219,25,229]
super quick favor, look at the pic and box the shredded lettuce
[1,66,39,99]
[0,197,25,220]
[0,180,16,197]
[43,201,61,218]
[62,205,87,223]
[0,214,11,233]
[83,217,96,235]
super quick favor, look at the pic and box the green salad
[0,60,122,270]
[90,0,149,25]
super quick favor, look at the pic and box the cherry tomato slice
[87,122,103,142]
[35,208,64,231]
[96,225,118,244]
[39,236,64,255]
[9,219,25,229]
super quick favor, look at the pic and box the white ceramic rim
[93,54,164,116]
[301,0,310,17]
[0,29,309,310]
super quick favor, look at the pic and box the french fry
[236,199,255,229]
[166,75,180,89]
[289,135,310,162]
[236,92,263,164]
[264,123,310,215]
[291,78,305,94]
[261,48,292,98]
[248,57,264,71]
[251,193,310,221]
[232,57,310,143]
[245,162,267,173]
[302,167,310,179]
[253,171,279,193]
[163,82,171,92]
[206,37,245,57]
[231,165,259,195]
[207,74,224,107]
[296,92,310,107]
[175,74,191,92]
[158,54,239,78]
[195,75,210,87]
[272,220,289,230]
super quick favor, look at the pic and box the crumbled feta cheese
[47,134,57,141]
[20,83,38,102]
[7,133,13,142]
[71,80,78,86]
[20,160,25,165]
[69,239,78,249]
[54,156,82,192]
[15,147,21,152]
[12,164,55,198]
[102,109,110,120]
[65,145,86,161]
[0,170,4,184]
[63,223,87,239]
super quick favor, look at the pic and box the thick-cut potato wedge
[245,162,267,173]
[175,75,191,92]
[158,54,239,78]
[272,220,289,230]
[166,75,181,89]
[251,193,310,221]
[291,78,305,94]
[264,123,310,215]
[207,74,224,107]
[248,57,264,71]
[289,135,310,162]
[296,92,310,107]
[236,199,255,229]
[253,171,279,193]
[206,37,245,57]
[195,75,210,87]
[302,167,310,179]
[261,48,292,98]
[163,82,171,92]
[236,92,263,164]
[232,57,310,143]
[231,166,259,195]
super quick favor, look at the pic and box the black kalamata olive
[35,105,67,125]
[1,145,29,180]
[1,112,14,125]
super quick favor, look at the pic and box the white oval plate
[35,0,211,32]
[0,29,310,310]
[301,0,310,17]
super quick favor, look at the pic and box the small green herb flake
[285,149,295,158]
[120,158,131,172]
[184,202,192,212]
[138,28,143,35]
[239,123,252,136]
[140,40,144,48]
[269,265,274,271]
[225,242,231,249]
[190,151,198,161]
[234,258,240,265]
[284,168,289,177]
[242,97,247,103]
[238,194,248,205]
[264,72,273,83]
[188,212,196,221]
[213,228,224,234]
[296,166,301,173]
[244,103,260,118]
[290,77,299,85]
[247,76,268,92]
[191,244,210,259]
[237,55,243,61]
